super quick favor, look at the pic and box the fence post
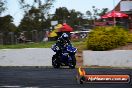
[0,33,3,45]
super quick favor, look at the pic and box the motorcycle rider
[55,33,71,56]
[51,33,76,68]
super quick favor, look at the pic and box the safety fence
[0,30,48,45]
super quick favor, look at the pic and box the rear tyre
[52,55,60,68]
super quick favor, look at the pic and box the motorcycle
[51,43,77,69]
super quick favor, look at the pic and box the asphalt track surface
[0,67,132,88]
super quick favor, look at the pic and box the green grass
[0,41,55,49]
[0,41,86,49]
[72,41,86,52]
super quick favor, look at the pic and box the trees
[0,0,18,33]
[0,15,16,32]
[0,15,18,45]
[86,6,109,24]
[86,10,92,20]
[19,7,42,32]
[52,7,70,23]
[18,0,55,32]
[0,0,55,44]
[0,0,6,15]
[52,7,86,27]
[98,8,109,17]
[52,6,109,28]
[0,0,55,33]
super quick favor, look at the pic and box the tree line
[0,0,109,33]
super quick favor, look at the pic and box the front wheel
[52,55,60,68]
[69,56,76,69]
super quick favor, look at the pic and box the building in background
[114,0,132,30]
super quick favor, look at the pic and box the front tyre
[52,55,60,68]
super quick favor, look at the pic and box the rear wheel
[52,55,60,68]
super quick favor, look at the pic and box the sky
[2,0,121,26]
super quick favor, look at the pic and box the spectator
[18,32,26,43]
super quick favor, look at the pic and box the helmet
[61,33,68,39]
